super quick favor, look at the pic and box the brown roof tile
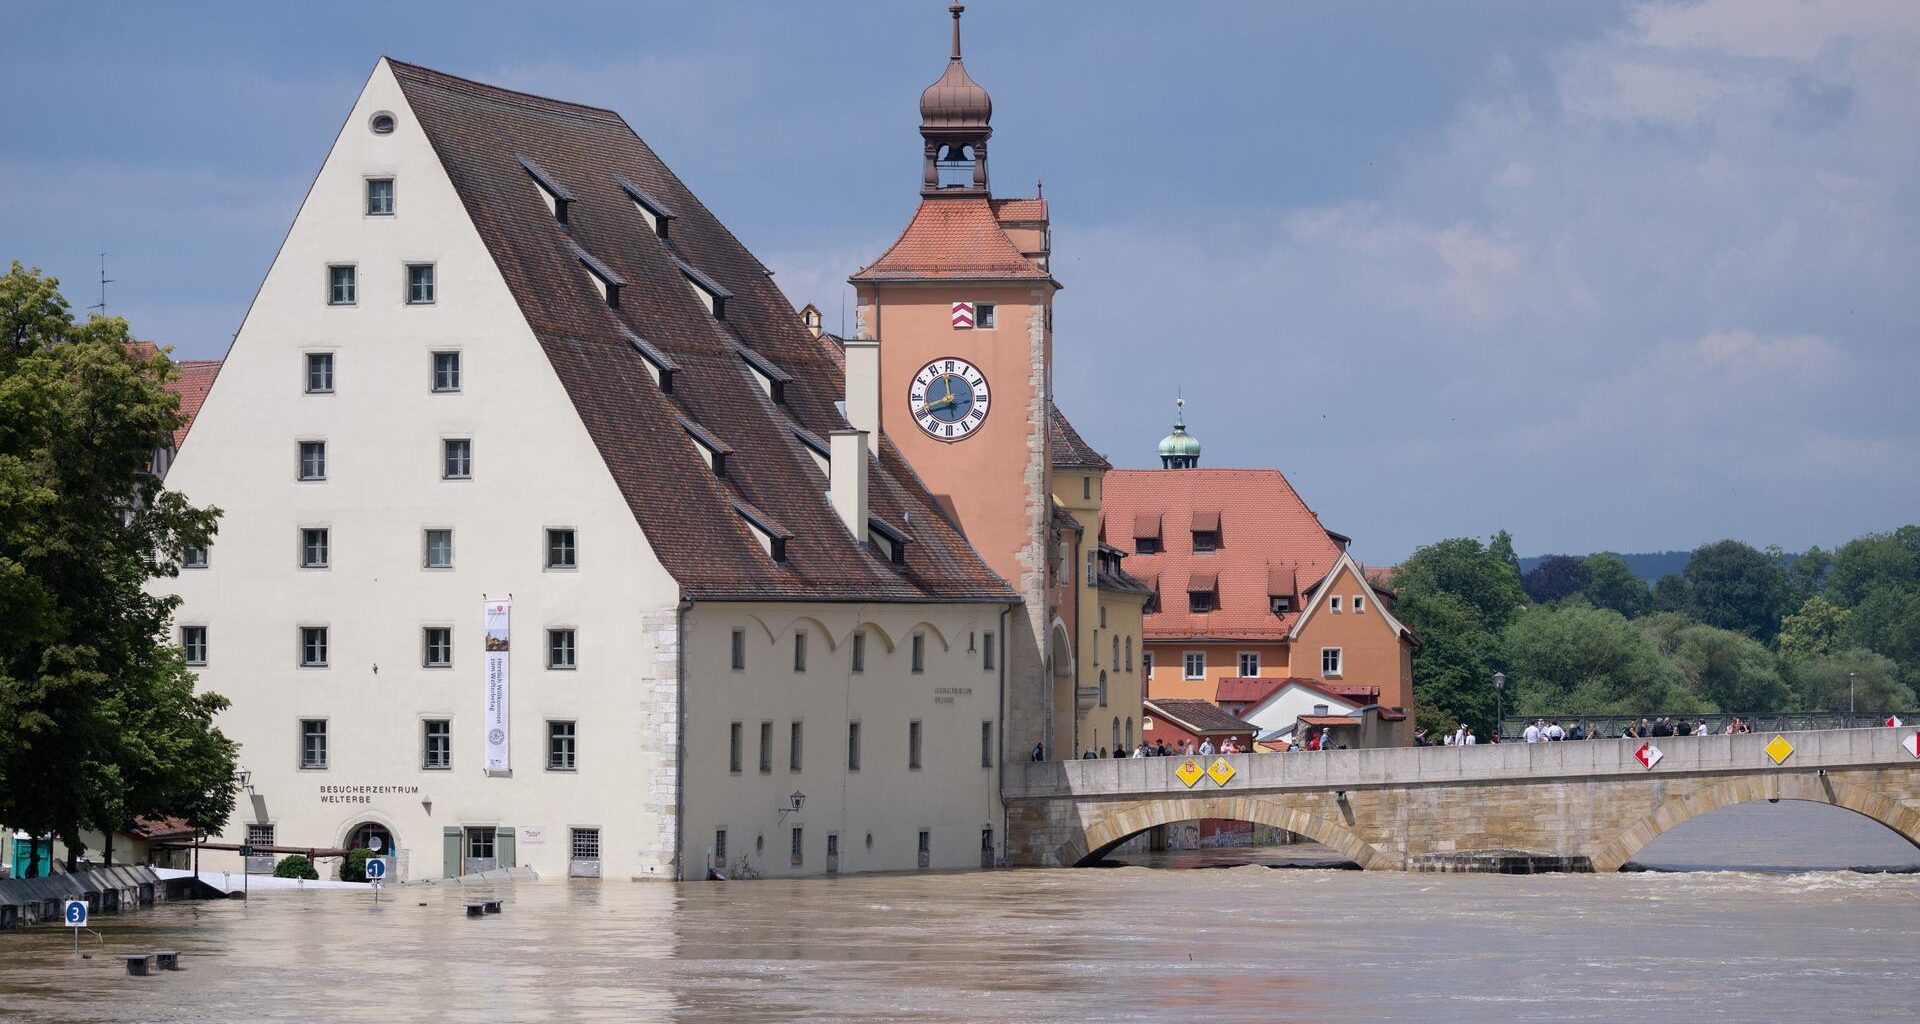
[1145,699,1258,735]
[390,60,1013,605]
[850,195,1051,282]
[989,197,1048,222]
[165,359,223,450]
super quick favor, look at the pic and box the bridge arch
[1059,795,1385,869]
[1592,773,1920,872]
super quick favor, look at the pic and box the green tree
[0,262,233,870]
[1400,590,1502,736]
[1787,650,1915,714]
[1682,540,1787,641]
[1821,527,1920,607]
[1583,552,1651,618]
[1502,606,1701,717]
[1639,614,1790,711]
[1785,545,1831,610]
[1521,554,1592,605]
[1838,584,1920,683]
[1776,595,1850,661]
[1651,573,1691,613]
[1393,536,1529,626]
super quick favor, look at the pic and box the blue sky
[4,1,1915,562]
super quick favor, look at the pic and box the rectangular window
[1322,647,1343,677]
[851,630,866,673]
[366,178,394,216]
[909,720,923,770]
[327,265,356,305]
[300,719,327,769]
[1330,596,1343,614]
[246,824,275,848]
[183,543,209,569]
[182,625,208,666]
[442,438,472,480]
[300,626,329,668]
[1142,652,1155,677]
[300,527,330,569]
[1135,537,1161,555]
[1193,530,1220,553]
[790,827,803,867]
[406,263,436,304]
[305,352,334,394]
[298,440,327,481]
[911,633,925,673]
[1188,590,1215,614]
[730,628,746,670]
[714,829,727,863]
[467,827,495,861]
[546,528,577,569]
[1086,551,1096,588]
[917,829,931,870]
[1183,651,1205,680]
[758,722,773,773]
[423,719,451,770]
[424,529,453,569]
[1270,596,1292,614]
[423,626,452,668]
[983,631,995,670]
[547,720,577,771]
[1082,476,1091,500]
[1238,652,1260,677]
[975,302,996,329]
[847,721,861,772]
[981,721,993,768]
[432,351,462,393]
[570,828,600,861]
[729,722,743,773]
[1354,595,1367,614]
[547,629,577,670]
[793,630,807,672]
[789,721,803,772]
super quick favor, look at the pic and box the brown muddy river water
[3,802,1917,1023]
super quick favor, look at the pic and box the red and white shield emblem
[950,301,974,329]
[1635,742,1663,769]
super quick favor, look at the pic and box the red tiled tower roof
[850,196,1050,282]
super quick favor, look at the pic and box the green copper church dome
[1158,398,1201,468]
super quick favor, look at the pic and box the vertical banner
[484,599,511,774]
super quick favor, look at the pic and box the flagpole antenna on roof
[88,249,114,318]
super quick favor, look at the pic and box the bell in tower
[919,3,993,194]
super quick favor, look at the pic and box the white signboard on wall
[484,599,511,774]
[519,826,546,846]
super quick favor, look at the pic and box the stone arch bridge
[1002,728,1920,871]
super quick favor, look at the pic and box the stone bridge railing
[1005,727,1915,801]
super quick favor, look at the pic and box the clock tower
[850,3,1061,756]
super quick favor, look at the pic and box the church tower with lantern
[850,3,1061,757]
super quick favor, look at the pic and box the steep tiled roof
[1049,404,1110,470]
[166,360,223,450]
[1103,468,1345,641]
[1145,698,1258,736]
[1218,677,1378,708]
[990,197,1048,222]
[850,196,1051,282]
[390,61,1012,604]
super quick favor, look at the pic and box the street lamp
[1849,671,1856,718]
[1492,672,1506,742]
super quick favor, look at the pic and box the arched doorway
[345,820,396,857]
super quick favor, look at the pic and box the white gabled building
[161,58,1023,881]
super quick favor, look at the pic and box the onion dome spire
[1158,396,1202,468]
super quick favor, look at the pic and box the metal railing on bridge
[1499,710,1913,741]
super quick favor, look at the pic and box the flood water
[3,801,1917,1023]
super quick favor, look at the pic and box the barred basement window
[423,719,451,769]
[246,824,276,848]
[570,828,601,861]
[182,626,208,666]
[714,829,727,862]
[423,627,453,668]
[917,829,931,869]
[790,827,803,867]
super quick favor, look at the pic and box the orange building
[1101,404,1415,731]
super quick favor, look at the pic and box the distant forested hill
[1519,551,1696,583]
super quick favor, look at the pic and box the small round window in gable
[369,111,396,135]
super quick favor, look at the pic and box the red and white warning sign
[1635,742,1663,770]
[1888,715,1904,728]
[1902,732,1919,760]
[950,301,974,329]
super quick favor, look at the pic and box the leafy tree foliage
[1776,596,1849,660]
[1838,585,1920,686]
[0,262,234,870]
[1521,555,1592,605]
[1502,606,1700,717]
[1638,614,1789,711]
[1787,650,1915,713]
[1822,527,1920,606]
[1651,573,1691,613]
[1682,540,1788,641]
[1395,535,1527,735]
[1583,552,1651,618]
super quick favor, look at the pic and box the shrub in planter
[340,847,374,882]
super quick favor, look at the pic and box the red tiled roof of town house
[1049,404,1111,470]
[1363,565,1396,589]
[1102,468,1347,641]
[388,60,1013,605]
[126,816,198,841]
[1215,676,1382,708]
[849,196,1051,282]
[165,359,223,449]
[1145,698,1259,736]
[989,197,1048,222]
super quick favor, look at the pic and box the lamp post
[1492,672,1506,742]
[1849,671,1856,718]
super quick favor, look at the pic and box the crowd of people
[1411,716,1761,745]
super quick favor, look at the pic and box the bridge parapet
[1004,728,1910,800]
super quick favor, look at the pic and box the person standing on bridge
[1198,738,1215,756]
[1523,721,1542,744]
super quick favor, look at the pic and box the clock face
[908,357,991,442]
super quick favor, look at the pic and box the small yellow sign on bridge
[1174,758,1205,788]
[1765,735,1795,764]
[1207,757,1237,786]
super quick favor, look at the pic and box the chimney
[829,429,870,540]
[842,337,880,438]
[1313,704,1329,717]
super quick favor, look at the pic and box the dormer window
[1133,514,1162,555]
[678,415,732,477]
[735,343,791,404]
[1187,571,1218,614]
[1270,596,1292,614]
[676,257,731,319]
[733,500,791,563]
[1191,510,1221,553]
[569,243,625,308]
[868,517,911,567]
[623,329,677,393]
[617,175,676,239]
[518,155,575,224]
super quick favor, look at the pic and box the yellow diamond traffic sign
[1764,735,1794,764]
[1207,757,1237,786]
[1174,758,1204,788]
